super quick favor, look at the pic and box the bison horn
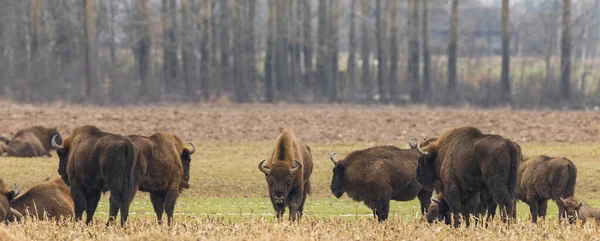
[258,160,270,175]
[560,197,567,203]
[330,152,338,165]
[578,200,584,206]
[431,197,442,204]
[12,183,20,197]
[291,160,303,174]
[409,138,418,149]
[52,134,63,150]
[417,142,429,156]
[188,142,196,155]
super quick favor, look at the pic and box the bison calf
[6,126,61,157]
[0,179,20,222]
[7,177,74,222]
[516,155,577,223]
[330,145,432,222]
[258,128,313,221]
[426,191,497,225]
[560,197,600,224]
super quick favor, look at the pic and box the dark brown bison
[516,155,577,223]
[128,132,195,225]
[52,125,142,227]
[426,190,497,224]
[0,179,20,222]
[414,126,520,226]
[329,145,432,222]
[6,177,74,222]
[6,126,61,157]
[258,128,313,221]
[560,197,600,224]
[0,137,9,156]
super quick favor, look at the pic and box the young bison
[516,155,577,223]
[0,179,20,222]
[426,190,497,225]
[330,145,432,222]
[7,177,74,222]
[258,128,313,221]
[560,197,600,224]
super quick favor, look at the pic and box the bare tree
[264,0,276,102]
[245,0,257,100]
[275,0,289,99]
[361,0,371,100]
[220,0,232,95]
[83,0,97,100]
[316,0,328,100]
[407,0,420,102]
[329,0,340,102]
[388,0,399,102]
[501,0,510,102]
[422,0,431,97]
[302,0,313,89]
[162,0,178,96]
[232,0,247,102]
[448,0,458,90]
[560,0,571,100]
[200,0,212,100]
[375,0,387,103]
[347,0,357,100]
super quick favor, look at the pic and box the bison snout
[274,196,285,204]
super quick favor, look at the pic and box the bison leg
[287,189,302,222]
[555,200,566,223]
[444,185,463,228]
[538,199,548,219]
[463,192,481,227]
[164,189,180,226]
[107,196,120,227]
[526,200,539,223]
[375,197,391,222]
[119,202,131,227]
[71,185,86,223]
[150,192,166,224]
[417,189,433,215]
[84,189,102,225]
[484,182,514,223]
[298,193,307,218]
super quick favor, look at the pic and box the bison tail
[121,138,137,203]
[565,161,577,197]
[506,141,519,199]
[305,179,312,195]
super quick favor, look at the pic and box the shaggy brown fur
[0,137,9,156]
[6,126,60,157]
[415,126,520,227]
[330,145,432,222]
[7,177,74,222]
[54,125,141,227]
[560,197,600,224]
[258,128,313,221]
[0,179,19,222]
[517,155,577,223]
[129,132,195,225]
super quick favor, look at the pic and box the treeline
[0,0,598,108]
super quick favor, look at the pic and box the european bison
[7,177,74,222]
[258,128,313,221]
[6,126,61,157]
[516,155,577,223]
[53,125,142,227]
[426,190,497,224]
[560,197,600,224]
[329,145,432,222]
[414,126,520,226]
[128,132,195,225]
[0,137,9,156]
[0,179,20,222]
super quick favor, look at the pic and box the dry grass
[1,104,600,240]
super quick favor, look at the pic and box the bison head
[52,135,70,185]
[415,141,438,191]
[560,197,583,224]
[181,142,196,184]
[0,136,8,146]
[426,196,450,224]
[258,159,302,205]
[329,152,346,198]
[0,181,20,221]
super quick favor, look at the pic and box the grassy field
[2,141,600,240]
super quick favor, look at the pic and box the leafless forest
[0,0,598,108]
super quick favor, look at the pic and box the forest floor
[1,103,600,240]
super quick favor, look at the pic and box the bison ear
[6,191,16,201]
[181,149,191,162]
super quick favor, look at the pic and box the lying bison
[516,155,577,223]
[415,126,520,226]
[0,179,20,222]
[7,126,61,157]
[128,132,195,225]
[7,177,74,222]
[329,145,432,222]
[0,137,9,156]
[258,128,313,221]
[426,190,497,224]
[560,197,600,224]
[53,125,142,226]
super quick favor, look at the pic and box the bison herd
[0,124,598,227]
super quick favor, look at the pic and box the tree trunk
[246,0,257,101]
[501,0,510,103]
[347,0,357,101]
[580,0,590,93]
[31,0,43,61]
[264,0,276,102]
[83,0,96,100]
[316,0,328,101]
[232,0,246,102]
[108,0,117,65]
[275,0,289,100]
[220,0,232,95]
[375,0,387,103]
[388,0,398,102]
[302,0,313,90]
[329,0,340,102]
[560,0,571,100]
[137,0,153,101]
[162,0,178,96]
[361,0,371,101]
[422,0,431,98]
[200,0,212,101]
[407,0,420,102]
[448,0,458,90]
